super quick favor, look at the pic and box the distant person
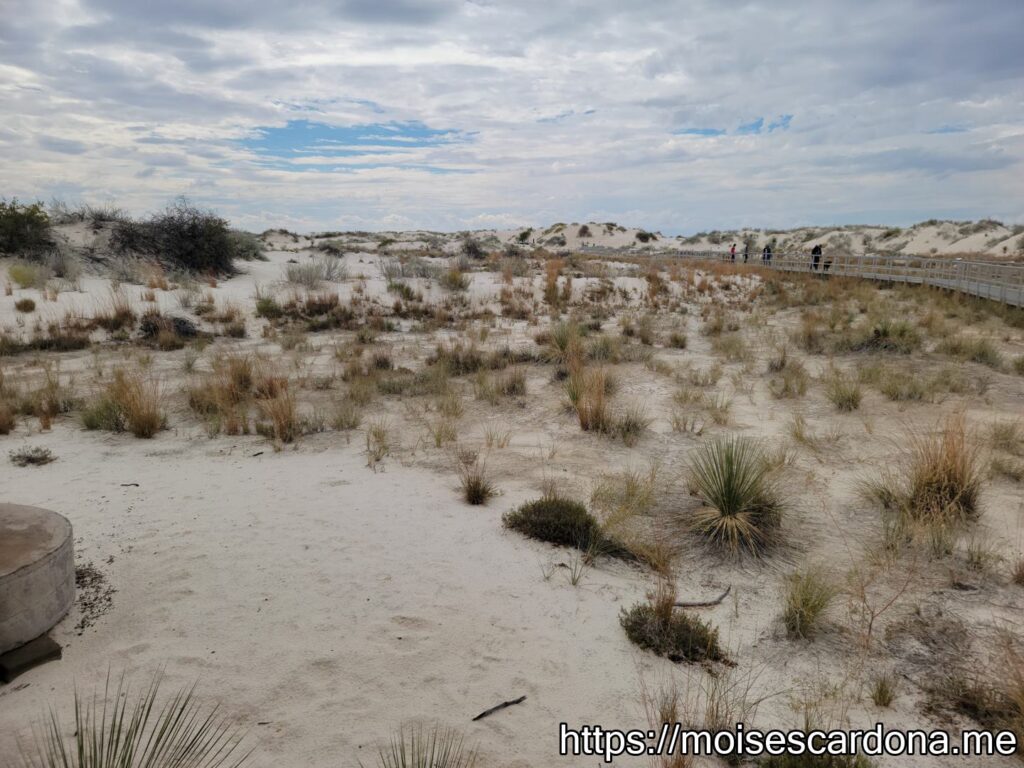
[729,243,736,262]
[762,243,772,265]
[811,243,822,271]
[823,249,833,272]
[743,243,750,263]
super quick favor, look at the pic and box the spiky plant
[16,674,249,768]
[687,435,782,555]
[364,724,476,768]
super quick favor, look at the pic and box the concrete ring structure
[0,504,74,655]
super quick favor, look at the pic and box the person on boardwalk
[811,244,822,271]
[730,243,736,262]
[743,242,750,263]
[762,243,772,265]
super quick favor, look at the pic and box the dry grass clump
[823,368,862,411]
[782,566,838,639]
[457,453,494,505]
[990,420,1022,455]
[620,579,726,663]
[284,257,345,287]
[82,369,164,438]
[365,723,477,768]
[870,672,897,708]
[14,297,35,312]
[863,413,982,529]
[768,353,809,399]
[332,398,363,431]
[688,435,783,556]
[429,341,485,375]
[255,388,299,443]
[566,367,611,433]
[937,334,1004,369]
[615,404,651,446]
[365,417,392,468]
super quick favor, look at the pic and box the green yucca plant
[363,724,477,768]
[15,674,249,768]
[687,435,782,555]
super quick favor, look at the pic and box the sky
[2,0,1023,234]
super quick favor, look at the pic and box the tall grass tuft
[16,673,249,768]
[82,369,164,438]
[782,566,838,639]
[687,435,782,555]
[363,724,476,768]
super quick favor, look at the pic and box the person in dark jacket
[762,243,772,265]
[811,244,822,271]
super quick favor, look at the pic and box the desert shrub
[16,673,249,768]
[429,341,484,376]
[1014,356,1024,376]
[688,435,783,555]
[10,446,56,466]
[112,199,239,273]
[461,236,485,260]
[635,231,656,243]
[503,496,604,550]
[620,581,725,663]
[990,420,1022,455]
[8,262,48,289]
[14,297,35,313]
[255,295,283,319]
[366,723,476,768]
[668,331,687,349]
[566,367,611,433]
[0,199,51,254]
[842,318,921,354]
[82,369,164,438]
[285,258,345,287]
[782,567,838,639]
[440,267,469,291]
[229,230,267,261]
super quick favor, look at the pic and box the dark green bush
[112,199,238,273]
[619,603,726,663]
[503,496,603,550]
[0,199,52,255]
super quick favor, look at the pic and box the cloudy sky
[2,0,1022,233]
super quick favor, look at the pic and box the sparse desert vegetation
[2,215,1024,768]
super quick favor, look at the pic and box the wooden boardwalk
[663,250,1024,308]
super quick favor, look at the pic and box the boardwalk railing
[659,250,1024,308]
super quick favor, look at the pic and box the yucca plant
[16,674,249,768]
[364,724,476,768]
[687,435,782,555]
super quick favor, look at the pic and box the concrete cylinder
[0,504,74,655]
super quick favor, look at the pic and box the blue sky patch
[737,117,765,135]
[239,119,469,172]
[674,127,726,137]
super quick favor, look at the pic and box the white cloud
[1,0,1022,232]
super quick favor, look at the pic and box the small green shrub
[503,496,603,550]
[0,199,51,254]
[14,297,36,313]
[112,199,240,273]
[620,595,725,663]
